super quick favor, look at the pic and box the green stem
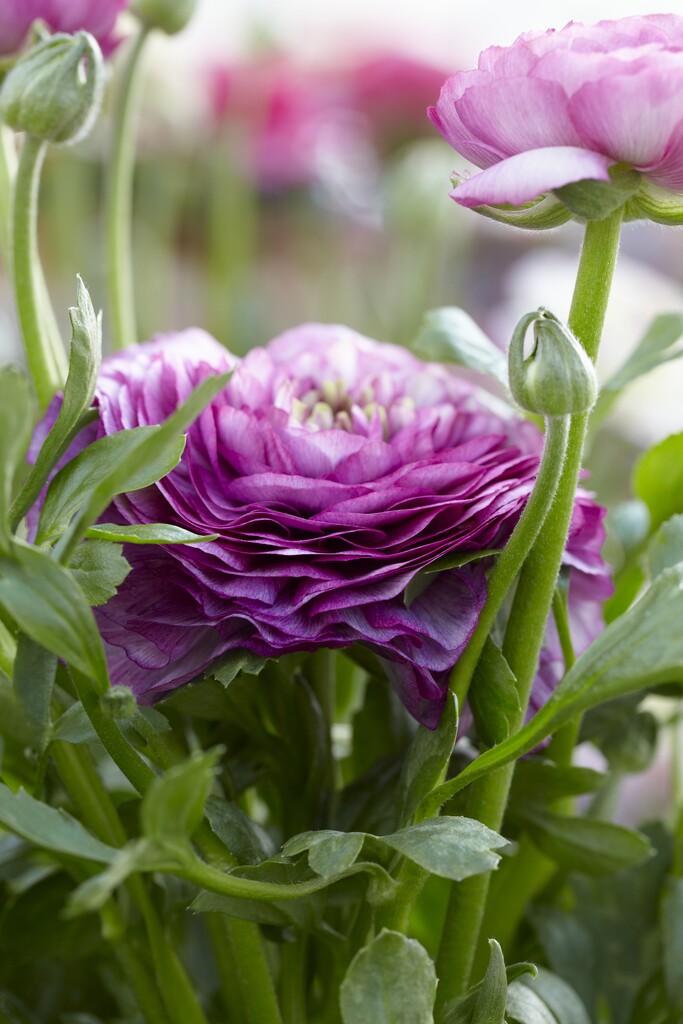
[280,936,308,1024]
[450,415,570,709]
[434,209,623,1008]
[106,23,151,350]
[11,135,65,409]
[70,672,281,1023]
[0,125,16,265]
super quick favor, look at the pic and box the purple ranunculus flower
[0,0,128,56]
[429,15,683,209]
[41,326,610,728]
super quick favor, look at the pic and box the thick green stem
[450,415,570,709]
[0,125,16,263]
[434,210,623,1009]
[11,135,66,408]
[106,24,151,350]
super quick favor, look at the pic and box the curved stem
[11,135,66,409]
[106,23,151,350]
[450,415,570,709]
[0,125,17,264]
[434,209,623,1009]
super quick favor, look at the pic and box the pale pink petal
[428,71,506,169]
[569,68,683,166]
[449,146,612,208]
[455,79,581,155]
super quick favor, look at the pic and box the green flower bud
[0,32,104,145]
[132,0,198,35]
[101,685,138,720]
[508,309,598,417]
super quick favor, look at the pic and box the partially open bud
[131,0,197,35]
[0,31,104,144]
[101,685,138,720]
[508,309,598,417]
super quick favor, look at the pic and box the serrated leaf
[141,748,222,842]
[0,782,116,863]
[205,794,273,865]
[58,373,230,555]
[472,940,507,1024]
[521,808,652,876]
[85,522,218,545]
[518,970,591,1024]
[12,278,101,527]
[398,691,458,825]
[0,368,33,548]
[37,426,185,544]
[634,432,683,531]
[421,566,683,813]
[604,313,683,394]
[647,514,683,579]
[413,307,507,385]
[69,540,131,606]
[212,649,268,687]
[12,636,56,751]
[380,817,508,881]
[340,929,437,1024]
[470,639,520,747]
[282,830,365,877]
[0,543,109,693]
[662,876,683,1013]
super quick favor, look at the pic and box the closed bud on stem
[131,0,197,35]
[0,31,104,145]
[508,308,598,417]
[101,685,138,720]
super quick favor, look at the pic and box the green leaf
[421,566,683,812]
[518,970,591,1024]
[505,981,557,1024]
[205,794,272,865]
[441,964,538,1024]
[340,929,437,1024]
[603,313,683,395]
[647,514,683,578]
[412,307,508,386]
[0,369,33,548]
[51,702,97,745]
[211,649,269,687]
[634,432,683,531]
[282,830,365,877]
[85,522,218,545]
[141,748,222,842]
[12,636,56,751]
[662,876,683,1013]
[509,762,604,808]
[69,540,131,606]
[36,426,185,544]
[11,278,101,528]
[58,373,231,555]
[521,808,652,876]
[380,817,508,881]
[398,691,458,825]
[67,839,177,916]
[0,543,109,693]
[472,939,507,1024]
[554,166,641,221]
[0,782,116,863]
[470,639,521,747]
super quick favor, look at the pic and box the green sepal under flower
[131,0,198,35]
[508,308,599,418]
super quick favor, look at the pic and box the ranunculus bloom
[0,0,128,56]
[37,326,610,727]
[429,15,683,208]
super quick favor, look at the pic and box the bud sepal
[508,309,598,417]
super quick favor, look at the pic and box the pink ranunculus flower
[34,326,611,728]
[429,15,683,211]
[0,0,129,56]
